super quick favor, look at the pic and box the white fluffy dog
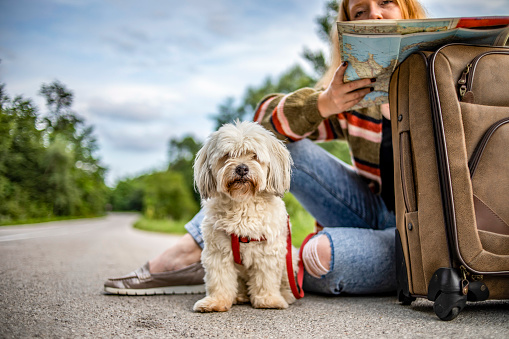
[193,121,296,312]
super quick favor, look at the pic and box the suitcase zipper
[458,50,509,101]
[457,64,471,98]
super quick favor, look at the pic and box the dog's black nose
[235,164,249,177]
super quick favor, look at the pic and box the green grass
[133,216,189,235]
[317,140,352,165]
[283,193,316,247]
[0,214,105,227]
[288,207,316,247]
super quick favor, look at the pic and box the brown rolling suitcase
[389,43,509,320]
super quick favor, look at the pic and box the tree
[314,0,340,43]
[38,80,108,216]
[0,82,108,222]
[302,0,339,78]
[209,97,245,131]
[143,171,199,220]
[43,135,80,216]
[243,64,316,116]
[110,134,204,215]
[168,135,202,203]
[110,177,145,211]
[302,47,327,79]
[210,65,316,128]
[0,85,49,220]
[168,135,202,169]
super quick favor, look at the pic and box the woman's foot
[149,233,202,273]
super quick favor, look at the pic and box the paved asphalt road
[1,213,508,338]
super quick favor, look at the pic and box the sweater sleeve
[253,88,346,143]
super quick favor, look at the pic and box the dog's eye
[219,154,229,163]
[252,153,258,160]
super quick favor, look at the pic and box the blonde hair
[315,0,427,89]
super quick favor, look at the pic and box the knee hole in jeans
[302,234,331,278]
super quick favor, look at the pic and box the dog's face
[215,150,265,201]
[194,121,292,201]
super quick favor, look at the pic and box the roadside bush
[142,171,199,221]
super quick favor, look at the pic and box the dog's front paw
[280,288,296,305]
[234,279,250,304]
[251,294,289,309]
[235,293,250,304]
[193,296,232,313]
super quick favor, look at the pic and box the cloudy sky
[1,0,508,186]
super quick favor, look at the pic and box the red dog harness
[230,216,316,300]
[230,234,266,265]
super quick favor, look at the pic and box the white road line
[0,222,106,243]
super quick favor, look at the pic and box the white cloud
[100,124,169,153]
[86,99,163,123]
[420,0,509,17]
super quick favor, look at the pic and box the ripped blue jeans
[186,138,396,295]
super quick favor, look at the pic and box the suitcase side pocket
[459,102,509,275]
[469,118,509,237]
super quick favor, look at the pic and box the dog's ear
[193,135,217,200]
[266,135,293,197]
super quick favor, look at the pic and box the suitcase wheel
[433,291,467,321]
[427,268,467,321]
[398,290,416,305]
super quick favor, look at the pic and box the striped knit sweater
[253,87,387,194]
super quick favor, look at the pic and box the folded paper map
[338,17,509,109]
